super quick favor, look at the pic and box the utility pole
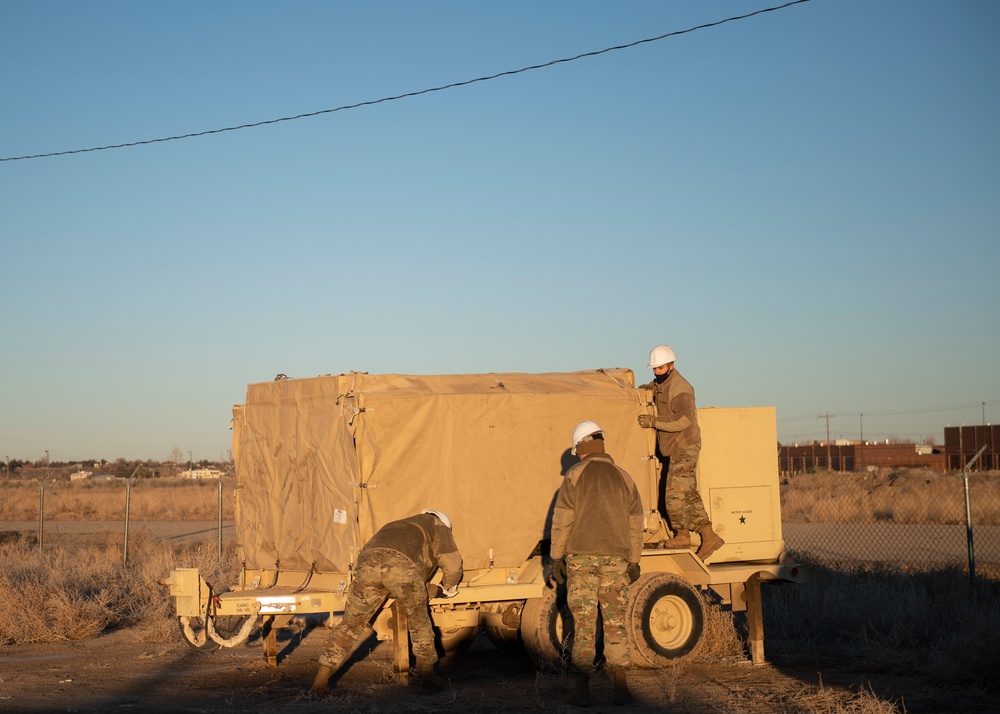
[818,414,835,469]
[860,413,864,443]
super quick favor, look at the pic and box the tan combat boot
[695,525,725,561]
[417,661,443,694]
[569,673,590,707]
[612,669,632,705]
[659,529,691,549]
[310,665,336,695]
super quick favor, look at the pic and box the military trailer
[163,368,800,673]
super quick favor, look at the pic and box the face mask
[654,371,669,384]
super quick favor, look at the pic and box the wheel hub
[648,596,692,648]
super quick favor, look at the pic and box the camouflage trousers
[663,444,711,531]
[565,554,630,672]
[319,548,437,670]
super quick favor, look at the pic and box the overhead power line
[1,0,812,163]
[778,398,1000,424]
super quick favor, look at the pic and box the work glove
[550,557,567,586]
[626,562,641,583]
[637,414,656,429]
[426,582,443,600]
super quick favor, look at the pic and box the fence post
[37,467,55,551]
[963,445,987,588]
[218,466,233,561]
[217,476,223,561]
[123,465,141,564]
[38,482,45,551]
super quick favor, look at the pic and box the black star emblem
[739,515,746,524]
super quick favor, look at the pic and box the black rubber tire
[519,585,571,671]
[627,573,706,667]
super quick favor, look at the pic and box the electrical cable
[1,0,812,163]
[779,399,1000,424]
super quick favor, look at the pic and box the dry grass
[762,559,1000,692]
[0,477,236,520]
[0,531,237,645]
[3,469,997,526]
[781,468,1000,525]
[1,470,998,711]
[4,535,994,685]
[1,538,996,711]
[697,590,748,661]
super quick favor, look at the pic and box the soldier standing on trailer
[639,344,725,561]
[311,509,462,695]
[550,421,644,707]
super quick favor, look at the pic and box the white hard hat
[648,345,676,368]
[421,509,452,529]
[571,420,604,455]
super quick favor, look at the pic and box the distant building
[179,468,224,479]
[779,441,946,474]
[944,425,998,471]
[69,470,93,481]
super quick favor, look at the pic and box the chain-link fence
[0,474,238,562]
[781,465,1000,579]
[5,465,998,581]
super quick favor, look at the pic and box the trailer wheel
[627,573,705,667]
[520,585,571,671]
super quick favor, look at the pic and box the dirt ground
[1,624,991,714]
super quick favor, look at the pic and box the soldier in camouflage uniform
[550,421,644,707]
[639,345,724,561]
[311,509,462,695]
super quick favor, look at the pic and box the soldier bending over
[311,509,462,695]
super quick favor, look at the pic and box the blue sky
[2,0,998,462]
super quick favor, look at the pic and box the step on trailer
[163,368,801,676]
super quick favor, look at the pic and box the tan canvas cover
[232,369,658,573]
[233,375,363,572]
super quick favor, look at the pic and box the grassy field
[2,471,999,711]
[0,533,996,712]
[2,468,998,524]
[781,468,1000,525]
[0,477,236,521]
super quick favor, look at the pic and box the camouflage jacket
[549,453,644,563]
[645,368,701,456]
[363,513,463,592]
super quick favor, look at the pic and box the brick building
[944,425,999,471]
[779,441,946,474]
